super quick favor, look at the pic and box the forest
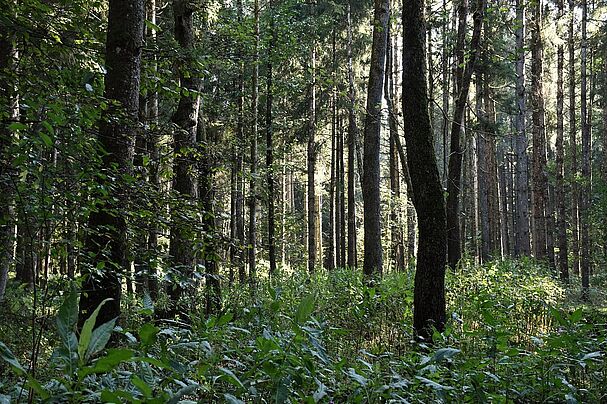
[1,0,607,401]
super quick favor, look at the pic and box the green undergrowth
[1,260,606,402]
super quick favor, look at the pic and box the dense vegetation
[1,0,607,401]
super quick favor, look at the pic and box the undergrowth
[1,260,606,402]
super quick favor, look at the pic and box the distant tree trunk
[403,0,447,339]
[362,0,389,279]
[327,29,337,271]
[580,0,590,299]
[530,0,548,262]
[78,0,143,326]
[568,0,579,275]
[346,1,358,270]
[338,114,347,267]
[514,0,531,257]
[476,74,491,263]
[445,0,485,269]
[167,0,201,313]
[0,17,18,300]
[556,0,568,282]
[484,81,501,258]
[307,3,317,274]
[248,0,259,282]
[266,0,277,276]
[199,111,221,315]
[603,43,607,263]
[386,33,405,272]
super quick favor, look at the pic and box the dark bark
[248,0,259,282]
[167,0,201,313]
[78,0,143,327]
[402,0,447,339]
[266,0,277,276]
[346,1,358,270]
[568,0,579,275]
[362,0,389,278]
[445,0,485,269]
[557,0,568,281]
[307,4,317,274]
[580,0,590,299]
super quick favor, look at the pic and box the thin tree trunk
[403,0,447,339]
[266,0,277,276]
[79,0,143,326]
[568,0,580,275]
[248,0,259,282]
[446,0,485,269]
[530,0,548,262]
[0,16,18,300]
[346,1,358,269]
[514,0,531,256]
[580,0,590,299]
[556,0,568,282]
[307,8,317,274]
[327,28,336,271]
[362,0,389,278]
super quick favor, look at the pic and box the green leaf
[139,323,160,347]
[39,132,53,147]
[218,367,244,390]
[415,376,454,391]
[216,312,233,327]
[145,19,162,33]
[569,308,583,323]
[275,377,289,404]
[295,295,315,324]
[78,298,113,361]
[57,285,78,342]
[346,368,367,386]
[85,318,117,360]
[0,341,25,376]
[8,122,27,131]
[432,348,461,362]
[224,394,245,404]
[132,375,153,398]
[81,348,134,376]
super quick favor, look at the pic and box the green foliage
[2,260,606,402]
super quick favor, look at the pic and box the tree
[307,2,317,274]
[402,0,447,338]
[167,0,202,313]
[445,0,485,269]
[346,0,358,270]
[580,0,590,299]
[0,7,19,300]
[568,0,580,275]
[556,0,569,282]
[362,0,389,278]
[514,0,531,257]
[78,0,143,326]
[266,0,277,276]
[248,0,260,282]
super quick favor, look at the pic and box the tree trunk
[327,28,337,271]
[568,0,579,276]
[346,1,358,270]
[167,0,201,313]
[78,0,143,326]
[0,16,18,300]
[266,0,277,276]
[530,0,548,262]
[580,0,590,299]
[362,0,389,278]
[403,0,447,339]
[514,0,531,257]
[307,3,317,274]
[556,0,568,282]
[248,0,259,282]
[445,0,485,269]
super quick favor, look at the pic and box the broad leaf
[78,298,113,361]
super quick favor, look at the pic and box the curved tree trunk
[402,0,447,339]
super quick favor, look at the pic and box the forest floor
[1,260,606,402]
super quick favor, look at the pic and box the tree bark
[346,1,358,270]
[580,0,590,299]
[307,3,317,274]
[248,0,259,282]
[362,0,389,278]
[78,0,143,327]
[266,0,277,276]
[445,0,485,269]
[402,0,447,339]
[568,0,579,276]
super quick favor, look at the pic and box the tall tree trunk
[327,28,336,271]
[530,0,548,262]
[386,33,405,272]
[556,0,568,282]
[248,0,259,282]
[167,0,201,313]
[0,15,18,300]
[514,0,531,256]
[346,1,358,269]
[580,0,590,299]
[307,12,317,274]
[78,0,143,326]
[476,73,491,263]
[568,0,579,275]
[403,0,447,339]
[445,0,485,269]
[266,0,277,276]
[338,114,347,267]
[362,0,389,278]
